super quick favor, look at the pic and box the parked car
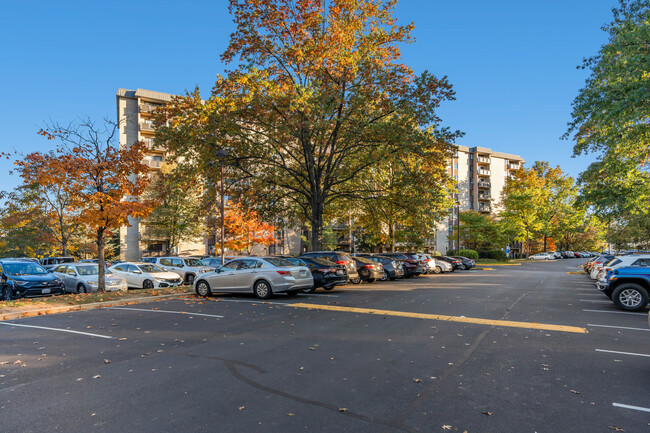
[140,256,215,285]
[529,253,555,261]
[200,257,237,267]
[40,256,75,270]
[109,262,184,289]
[292,256,348,292]
[300,251,360,284]
[597,266,650,311]
[52,263,127,293]
[350,256,383,283]
[79,258,113,267]
[363,255,404,280]
[451,256,476,269]
[194,257,313,298]
[377,253,424,277]
[590,255,619,279]
[0,259,65,300]
[595,255,650,284]
[438,256,463,271]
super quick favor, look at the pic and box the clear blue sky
[0,0,615,192]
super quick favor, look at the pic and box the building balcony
[477,169,491,176]
[477,182,491,189]
[477,156,491,163]
[478,195,491,201]
[508,163,521,170]
[478,205,491,213]
[140,122,156,133]
[141,137,166,151]
[139,103,161,115]
[142,159,163,169]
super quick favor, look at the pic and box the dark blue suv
[600,266,650,311]
[0,259,65,300]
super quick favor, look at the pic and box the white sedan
[529,253,555,261]
[109,262,184,289]
[194,257,313,299]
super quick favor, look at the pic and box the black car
[438,256,463,271]
[451,256,475,270]
[363,255,404,280]
[300,251,360,284]
[0,259,65,300]
[378,253,423,277]
[291,257,348,292]
[350,256,384,283]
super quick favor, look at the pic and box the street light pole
[215,149,229,265]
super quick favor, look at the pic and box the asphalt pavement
[1,259,648,433]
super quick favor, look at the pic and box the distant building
[435,145,524,253]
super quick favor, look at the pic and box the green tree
[565,0,650,217]
[456,211,511,252]
[142,168,205,254]
[155,0,459,251]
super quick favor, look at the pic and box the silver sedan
[193,257,313,299]
[52,263,127,293]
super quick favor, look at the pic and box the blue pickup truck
[598,266,650,311]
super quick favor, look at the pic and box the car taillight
[335,261,346,265]
[364,264,375,269]
[277,270,291,276]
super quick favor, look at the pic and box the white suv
[141,257,214,285]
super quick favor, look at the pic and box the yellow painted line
[481,267,494,271]
[289,303,588,334]
[567,271,586,275]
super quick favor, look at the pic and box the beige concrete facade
[116,88,302,261]
[435,145,524,253]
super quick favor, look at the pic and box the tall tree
[565,0,650,217]
[156,0,459,251]
[142,167,205,254]
[19,119,154,291]
[224,201,276,254]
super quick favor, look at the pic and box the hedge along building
[116,88,303,261]
[436,145,525,254]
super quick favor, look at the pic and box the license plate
[42,288,51,294]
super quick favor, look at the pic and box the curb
[0,292,195,322]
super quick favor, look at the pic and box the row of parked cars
[528,251,597,260]
[0,251,476,301]
[584,253,650,311]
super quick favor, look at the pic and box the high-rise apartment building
[435,145,524,253]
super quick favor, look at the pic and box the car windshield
[76,265,99,276]
[138,264,165,273]
[263,257,294,267]
[3,262,48,275]
[285,258,307,266]
[183,258,203,267]
[354,257,374,264]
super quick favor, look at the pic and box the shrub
[457,249,479,260]
[479,250,508,261]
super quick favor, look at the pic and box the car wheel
[143,279,154,289]
[380,270,389,281]
[286,289,300,297]
[302,286,317,294]
[2,286,13,301]
[254,280,273,299]
[350,277,361,284]
[323,285,334,291]
[612,284,649,312]
[434,266,442,274]
[366,278,376,283]
[186,274,195,286]
[463,264,469,270]
[196,280,211,297]
[77,283,86,294]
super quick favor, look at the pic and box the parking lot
[1,259,648,433]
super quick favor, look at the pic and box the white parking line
[583,309,648,316]
[588,324,650,332]
[595,349,650,358]
[106,307,223,318]
[613,403,650,413]
[0,322,114,339]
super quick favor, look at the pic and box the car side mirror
[133,270,142,274]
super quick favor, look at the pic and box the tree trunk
[309,193,324,251]
[525,223,530,258]
[543,235,547,252]
[97,228,105,293]
[61,239,68,257]
[388,222,395,252]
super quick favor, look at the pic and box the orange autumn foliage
[224,201,275,253]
